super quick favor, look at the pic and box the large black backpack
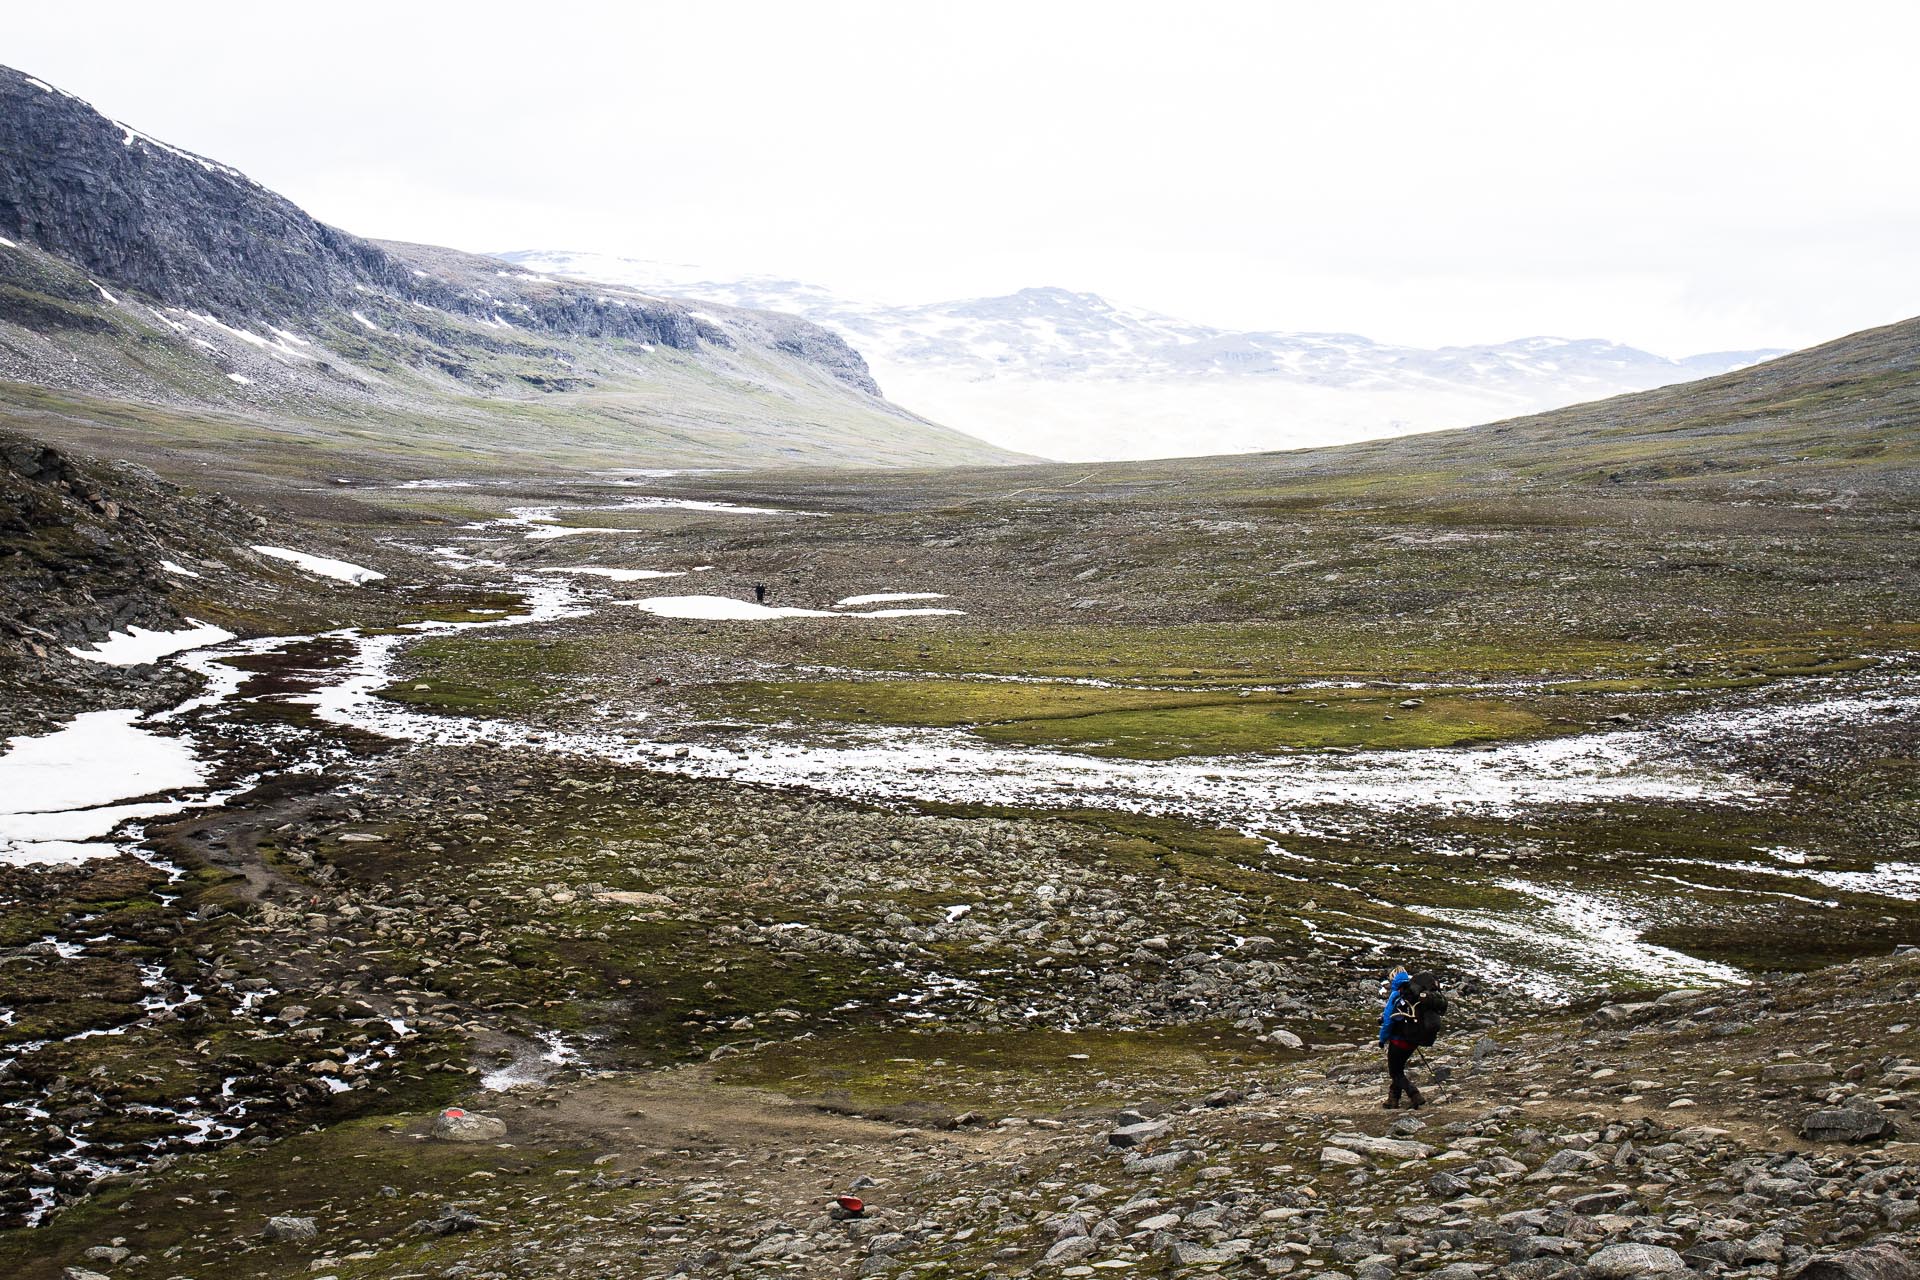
[1405,972,1448,1047]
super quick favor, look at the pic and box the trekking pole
[1411,1046,1449,1084]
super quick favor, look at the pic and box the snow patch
[481,1031,583,1092]
[627,595,839,621]
[252,546,386,584]
[116,123,247,178]
[836,592,949,607]
[626,595,961,621]
[522,525,633,541]
[66,620,234,667]
[225,373,252,385]
[481,497,823,542]
[536,567,686,583]
[187,313,311,360]
[0,711,208,865]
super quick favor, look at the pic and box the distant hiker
[1379,965,1448,1109]
[753,582,768,605]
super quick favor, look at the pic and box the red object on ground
[443,1108,467,1118]
[835,1195,865,1214]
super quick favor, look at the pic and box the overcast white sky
[9,1,1918,355]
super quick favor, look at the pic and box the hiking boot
[1381,1095,1399,1110]
[1405,1082,1427,1110]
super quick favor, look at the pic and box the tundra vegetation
[1,315,1918,1277]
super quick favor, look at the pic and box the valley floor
[2,457,1917,1277]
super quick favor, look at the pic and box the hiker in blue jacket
[1378,964,1426,1109]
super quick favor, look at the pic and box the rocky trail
[2,472,1917,1278]
[11,951,1917,1279]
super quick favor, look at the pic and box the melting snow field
[288,609,1918,992]
[836,592,950,607]
[0,710,208,865]
[12,537,1914,996]
[537,566,686,583]
[493,497,826,542]
[855,607,966,618]
[1807,862,1920,897]
[66,620,235,666]
[252,546,385,584]
[480,1031,584,1092]
[1412,881,1746,998]
[522,525,633,541]
[628,596,842,620]
[627,594,963,620]
[597,497,817,516]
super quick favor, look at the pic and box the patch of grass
[374,634,587,715]
[788,620,1910,688]
[0,1111,584,1280]
[796,620,1630,683]
[714,1022,1278,1117]
[723,678,1554,757]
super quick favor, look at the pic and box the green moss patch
[0,1112,586,1280]
[374,634,588,715]
[715,1023,1277,1118]
[723,678,1553,758]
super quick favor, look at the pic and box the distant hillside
[1248,310,1920,502]
[662,312,1917,520]
[1025,311,1915,509]
[500,250,1783,462]
[0,67,1021,473]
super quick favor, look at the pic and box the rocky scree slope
[0,428,247,731]
[0,426,439,737]
[0,65,1015,470]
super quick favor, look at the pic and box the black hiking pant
[1386,1041,1423,1106]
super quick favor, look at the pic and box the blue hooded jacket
[1378,970,1410,1045]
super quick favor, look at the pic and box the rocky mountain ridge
[0,65,1019,471]
[0,68,868,387]
[0,426,459,736]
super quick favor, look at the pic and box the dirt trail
[480,1064,1019,1180]
[152,773,352,906]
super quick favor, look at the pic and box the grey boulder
[1790,1245,1918,1280]
[262,1215,318,1241]
[1800,1106,1895,1143]
[1587,1242,1688,1279]
[432,1107,509,1142]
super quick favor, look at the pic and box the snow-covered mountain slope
[498,251,1784,462]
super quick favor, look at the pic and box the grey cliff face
[0,65,880,394]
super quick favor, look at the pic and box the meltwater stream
[7,552,1917,985]
[3,543,1917,1218]
[253,549,1920,994]
[308,629,1915,993]
[0,570,592,1221]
